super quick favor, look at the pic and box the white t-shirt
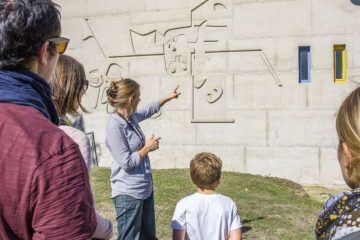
[171,192,242,240]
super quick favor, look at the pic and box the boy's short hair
[190,152,222,189]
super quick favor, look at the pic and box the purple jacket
[0,103,97,240]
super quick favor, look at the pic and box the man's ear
[38,42,49,65]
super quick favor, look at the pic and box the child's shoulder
[214,193,237,206]
[177,193,198,203]
[179,193,235,204]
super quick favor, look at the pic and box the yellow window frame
[334,44,346,83]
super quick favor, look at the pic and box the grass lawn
[91,167,325,240]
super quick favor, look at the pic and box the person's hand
[160,85,181,107]
[167,85,181,101]
[145,134,161,152]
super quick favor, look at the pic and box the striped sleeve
[30,144,97,240]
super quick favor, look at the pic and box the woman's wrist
[138,146,150,159]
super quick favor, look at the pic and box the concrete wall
[54,0,360,185]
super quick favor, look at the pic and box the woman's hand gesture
[168,85,181,100]
[160,85,181,106]
[145,134,161,152]
[138,134,161,158]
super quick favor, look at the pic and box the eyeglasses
[83,80,89,91]
[47,37,70,54]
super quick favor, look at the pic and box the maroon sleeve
[29,144,97,240]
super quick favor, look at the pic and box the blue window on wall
[299,46,311,83]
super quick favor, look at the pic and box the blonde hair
[336,87,360,181]
[49,55,87,117]
[106,78,140,109]
[190,152,222,189]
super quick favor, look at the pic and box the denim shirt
[106,101,160,199]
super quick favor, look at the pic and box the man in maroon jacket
[0,0,97,239]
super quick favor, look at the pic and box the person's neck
[117,108,131,120]
[197,188,217,195]
[29,60,47,81]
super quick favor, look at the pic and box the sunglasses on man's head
[47,37,70,54]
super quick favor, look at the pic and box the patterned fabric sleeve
[331,210,360,240]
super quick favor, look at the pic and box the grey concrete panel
[308,71,359,110]
[87,16,134,57]
[319,148,345,186]
[87,0,146,16]
[203,20,233,51]
[133,76,161,104]
[127,56,168,77]
[311,36,346,71]
[191,0,233,22]
[150,144,245,172]
[130,10,190,25]
[233,1,312,38]
[146,0,191,11]
[55,0,146,18]
[193,75,227,120]
[53,0,87,18]
[140,111,197,145]
[275,36,353,72]
[351,34,360,69]
[226,72,307,110]
[194,110,267,146]
[312,0,360,35]
[246,147,320,184]
[268,110,337,147]
[275,37,312,72]
[228,39,276,68]
[228,51,270,73]
[60,18,91,49]
[234,0,300,4]
[159,76,192,111]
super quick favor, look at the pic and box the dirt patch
[303,185,349,203]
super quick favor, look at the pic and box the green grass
[91,167,323,240]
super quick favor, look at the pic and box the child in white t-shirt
[171,152,242,240]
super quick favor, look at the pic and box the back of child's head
[336,87,360,182]
[190,152,222,189]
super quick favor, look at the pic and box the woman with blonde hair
[315,87,360,240]
[50,54,113,239]
[106,78,180,240]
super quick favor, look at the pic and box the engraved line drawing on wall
[83,0,282,122]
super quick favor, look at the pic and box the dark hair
[190,152,222,189]
[49,55,87,117]
[0,0,61,69]
[106,78,140,109]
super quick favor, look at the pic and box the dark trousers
[113,192,157,240]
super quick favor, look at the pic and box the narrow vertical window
[334,44,346,83]
[299,46,311,83]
